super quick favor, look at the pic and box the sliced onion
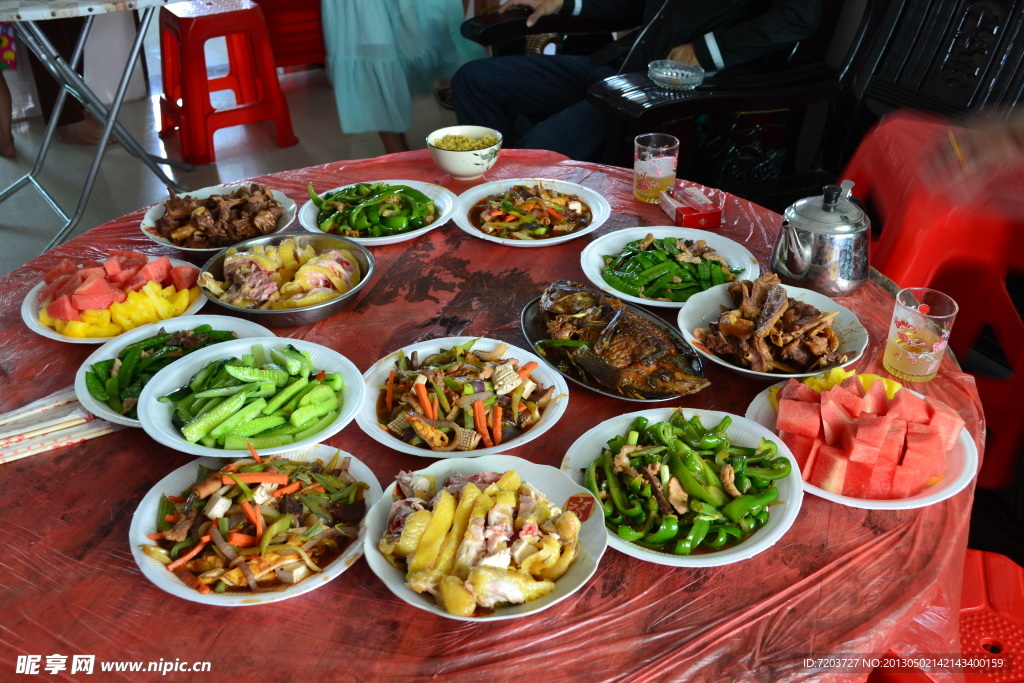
[471,380,487,393]
[497,395,511,407]
[475,343,507,361]
[456,391,491,408]
[209,526,238,563]
[240,562,259,590]
[300,527,342,553]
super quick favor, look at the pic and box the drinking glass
[882,287,958,382]
[633,133,679,204]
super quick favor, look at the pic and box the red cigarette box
[659,184,722,229]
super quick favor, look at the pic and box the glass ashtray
[648,60,705,91]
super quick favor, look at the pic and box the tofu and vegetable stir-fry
[377,340,558,453]
[467,183,592,240]
[141,449,369,594]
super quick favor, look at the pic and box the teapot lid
[786,182,869,235]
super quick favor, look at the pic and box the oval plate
[521,296,704,402]
[74,315,276,428]
[298,179,458,246]
[676,283,869,382]
[363,455,606,621]
[453,178,611,248]
[354,336,569,458]
[22,255,205,345]
[129,444,382,606]
[745,384,978,509]
[140,185,297,253]
[580,226,760,309]
[561,407,802,567]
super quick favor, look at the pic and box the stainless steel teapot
[769,181,870,296]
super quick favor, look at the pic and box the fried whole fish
[539,281,709,399]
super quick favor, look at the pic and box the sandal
[434,86,455,111]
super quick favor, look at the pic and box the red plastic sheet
[0,149,985,681]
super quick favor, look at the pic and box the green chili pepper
[259,513,293,556]
[745,456,793,481]
[722,487,778,524]
[643,514,679,544]
[704,524,742,548]
[85,372,109,402]
[603,450,643,518]
[674,518,711,555]
[585,458,614,517]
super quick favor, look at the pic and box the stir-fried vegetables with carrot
[377,340,558,452]
[141,448,368,594]
[468,183,592,240]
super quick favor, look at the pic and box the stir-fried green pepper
[584,409,791,555]
[309,182,437,238]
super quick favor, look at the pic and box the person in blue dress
[321,0,486,154]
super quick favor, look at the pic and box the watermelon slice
[924,396,965,452]
[780,431,820,478]
[891,451,931,497]
[824,387,864,417]
[103,258,123,278]
[820,394,853,446]
[169,264,199,292]
[109,249,149,264]
[110,264,142,287]
[72,275,118,311]
[43,259,79,284]
[904,423,946,478]
[37,273,74,306]
[46,294,81,321]
[839,376,866,397]
[777,399,821,438]
[888,388,930,424]
[808,445,847,493]
[848,414,894,447]
[844,460,876,497]
[780,379,821,403]
[861,380,889,415]
[124,273,150,292]
[136,255,173,286]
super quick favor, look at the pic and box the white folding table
[0,0,192,251]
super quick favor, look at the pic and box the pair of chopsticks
[0,387,121,465]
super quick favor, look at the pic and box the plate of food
[561,407,802,567]
[74,315,275,428]
[452,178,611,247]
[354,336,569,458]
[364,455,606,620]
[676,273,869,381]
[580,227,760,308]
[138,337,364,457]
[22,253,205,344]
[744,369,978,510]
[299,179,458,246]
[129,444,382,606]
[522,280,710,402]
[141,184,297,252]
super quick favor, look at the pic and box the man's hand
[666,43,700,66]
[499,0,564,27]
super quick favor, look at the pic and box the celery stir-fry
[467,183,592,240]
[376,340,558,452]
[141,450,368,594]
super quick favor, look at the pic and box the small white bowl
[426,125,503,180]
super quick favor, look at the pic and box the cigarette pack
[659,185,722,229]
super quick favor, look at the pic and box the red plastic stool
[159,0,298,165]
[253,0,326,68]
[960,549,1024,681]
[840,110,1024,489]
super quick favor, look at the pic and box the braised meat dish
[153,184,285,248]
[693,273,849,373]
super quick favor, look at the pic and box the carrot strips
[492,406,503,446]
[220,473,290,486]
[164,514,179,523]
[414,382,433,419]
[473,400,494,448]
[547,206,564,221]
[517,361,539,379]
[167,539,210,572]
[386,370,396,411]
[247,444,263,464]
[226,532,259,547]
[270,481,301,498]
[173,568,211,594]
[431,396,439,422]
[240,501,263,540]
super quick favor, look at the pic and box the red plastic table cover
[0,149,986,681]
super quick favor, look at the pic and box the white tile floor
[0,20,458,277]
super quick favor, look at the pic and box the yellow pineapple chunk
[169,288,190,316]
[80,309,112,326]
[188,286,202,304]
[38,307,56,328]
[63,320,90,338]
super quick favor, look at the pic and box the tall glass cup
[633,133,679,203]
[882,287,958,382]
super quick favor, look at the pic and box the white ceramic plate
[74,316,276,428]
[138,337,364,457]
[452,178,612,248]
[363,455,606,621]
[744,384,979,509]
[140,185,297,252]
[580,226,760,309]
[561,408,802,567]
[129,444,382,606]
[354,336,569,458]
[676,283,869,381]
[22,255,206,345]
[298,179,458,246]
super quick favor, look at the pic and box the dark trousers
[452,54,617,162]
[26,17,87,127]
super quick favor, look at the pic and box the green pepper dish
[308,182,438,238]
[583,409,792,556]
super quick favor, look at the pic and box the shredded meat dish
[153,184,285,248]
[693,273,849,374]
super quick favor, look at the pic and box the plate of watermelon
[22,252,206,344]
[744,373,978,510]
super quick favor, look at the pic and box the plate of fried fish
[522,280,710,402]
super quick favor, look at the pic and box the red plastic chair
[840,110,1024,489]
[159,0,298,165]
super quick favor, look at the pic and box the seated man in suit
[453,0,824,161]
